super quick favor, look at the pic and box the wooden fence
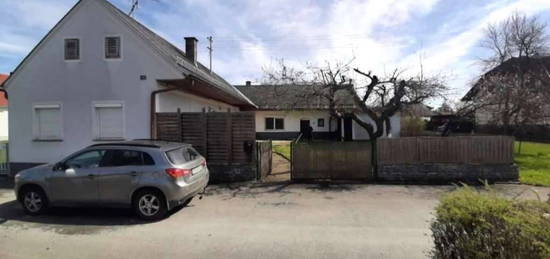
[156,112,256,165]
[291,142,373,180]
[256,140,272,180]
[377,136,514,165]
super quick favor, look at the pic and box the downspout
[150,85,182,139]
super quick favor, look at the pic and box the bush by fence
[431,186,550,259]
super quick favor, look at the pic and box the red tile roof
[0,74,8,107]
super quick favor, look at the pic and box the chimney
[245,81,251,86]
[184,37,198,65]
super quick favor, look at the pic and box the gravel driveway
[0,178,547,259]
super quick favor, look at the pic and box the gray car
[14,141,209,220]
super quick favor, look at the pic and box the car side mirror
[53,162,66,171]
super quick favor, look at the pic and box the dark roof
[462,56,550,101]
[89,140,189,150]
[234,84,361,111]
[3,0,254,108]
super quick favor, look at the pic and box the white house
[1,0,255,174]
[235,83,400,140]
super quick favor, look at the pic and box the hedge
[431,186,550,259]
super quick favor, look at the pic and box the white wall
[254,110,337,133]
[0,108,7,141]
[352,112,401,140]
[157,91,238,113]
[5,0,232,164]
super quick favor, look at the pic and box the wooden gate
[291,141,373,180]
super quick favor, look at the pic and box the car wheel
[20,187,48,215]
[133,190,167,221]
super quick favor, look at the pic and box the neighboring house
[462,56,550,126]
[235,83,400,140]
[0,74,8,141]
[1,0,255,174]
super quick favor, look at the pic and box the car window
[103,150,155,167]
[166,147,199,165]
[65,150,106,169]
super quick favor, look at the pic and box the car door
[47,149,106,204]
[96,149,155,205]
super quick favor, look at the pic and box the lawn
[272,143,291,161]
[515,141,550,187]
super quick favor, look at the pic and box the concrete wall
[4,0,235,168]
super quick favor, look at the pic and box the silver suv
[14,141,209,220]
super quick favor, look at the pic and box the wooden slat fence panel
[377,136,514,165]
[256,140,272,180]
[291,142,373,180]
[156,112,256,165]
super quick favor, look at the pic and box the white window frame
[104,35,123,60]
[265,117,285,131]
[63,37,81,62]
[32,102,63,141]
[92,101,125,141]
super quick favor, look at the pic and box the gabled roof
[234,84,361,111]
[401,103,434,117]
[2,0,254,108]
[462,56,550,101]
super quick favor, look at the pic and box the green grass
[273,144,291,161]
[515,141,550,187]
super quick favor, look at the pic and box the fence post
[177,108,182,142]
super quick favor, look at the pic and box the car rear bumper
[166,170,209,210]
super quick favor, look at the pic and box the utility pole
[207,36,213,73]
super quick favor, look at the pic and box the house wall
[157,91,238,113]
[254,110,337,140]
[0,108,7,141]
[5,0,234,168]
[352,112,401,140]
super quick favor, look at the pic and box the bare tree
[481,12,549,68]
[262,60,448,141]
[467,12,550,135]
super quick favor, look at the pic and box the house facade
[2,0,254,174]
[236,84,400,141]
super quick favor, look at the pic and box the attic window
[105,36,121,59]
[64,38,80,60]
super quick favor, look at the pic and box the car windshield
[165,147,199,165]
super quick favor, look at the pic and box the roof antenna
[129,0,139,17]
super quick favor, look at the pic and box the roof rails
[88,142,161,148]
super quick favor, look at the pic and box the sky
[1,0,550,106]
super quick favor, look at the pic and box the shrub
[431,186,550,259]
[401,116,426,136]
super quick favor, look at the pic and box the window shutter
[96,106,123,139]
[105,37,121,59]
[35,106,62,139]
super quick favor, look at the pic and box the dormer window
[64,38,80,60]
[105,36,121,59]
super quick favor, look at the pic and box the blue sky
[1,0,550,104]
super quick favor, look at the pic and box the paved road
[0,180,547,259]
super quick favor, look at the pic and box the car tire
[133,189,167,221]
[19,186,49,216]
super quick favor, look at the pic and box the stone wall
[208,164,257,183]
[378,163,518,183]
